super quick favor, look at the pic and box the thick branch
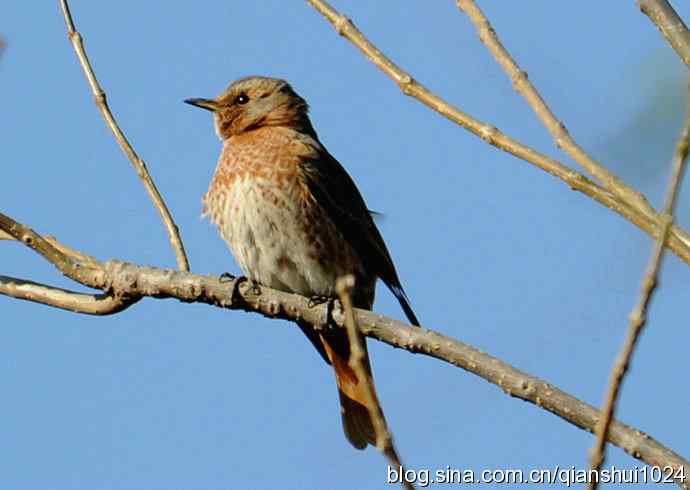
[638,0,690,69]
[58,0,190,271]
[0,213,687,486]
[304,0,690,269]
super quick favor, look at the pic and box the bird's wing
[296,135,420,326]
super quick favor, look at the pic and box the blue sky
[2,1,689,489]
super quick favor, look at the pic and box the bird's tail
[319,329,378,449]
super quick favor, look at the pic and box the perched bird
[185,76,419,449]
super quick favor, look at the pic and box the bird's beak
[184,98,218,112]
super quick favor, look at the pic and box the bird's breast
[204,141,364,299]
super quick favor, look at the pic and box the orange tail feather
[319,330,378,449]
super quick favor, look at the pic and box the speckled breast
[203,127,368,300]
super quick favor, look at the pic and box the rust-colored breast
[203,127,305,224]
[202,125,372,302]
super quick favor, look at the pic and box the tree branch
[638,0,690,69]
[588,88,690,489]
[304,0,690,270]
[337,276,413,490]
[455,0,655,220]
[58,0,190,271]
[0,213,97,282]
[1,211,688,487]
[0,274,131,315]
[0,211,140,313]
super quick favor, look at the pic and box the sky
[2,1,689,489]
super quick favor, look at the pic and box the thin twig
[454,0,654,220]
[43,235,101,269]
[336,275,414,490]
[0,211,141,311]
[0,211,140,313]
[0,212,100,283]
[2,228,99,267]
[58,0,190,271]
[303,0,690,267]
[1,212,688,488]
[588,91,690,489]
[638,0,690,70]
[0,274,131,315]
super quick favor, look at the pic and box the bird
[185,76,420,449]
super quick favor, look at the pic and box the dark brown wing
[298,137,420,326]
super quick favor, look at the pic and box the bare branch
[1,212,688,486]
[0,212,100,284]
[0,211,140,313]
[588,88,690,489]
[58,0,190,271]
[455,0,655,220]
[2,227,99,267]
[304,0,690,270]
[638,0,690,69]
[336,276,413,490]
[43,235,101,269]
[0,274,131,315]
[0,211,135,315]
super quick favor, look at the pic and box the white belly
[218,177,339,298]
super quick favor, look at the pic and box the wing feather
[296,136,420,326]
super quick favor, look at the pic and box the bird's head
[185,76,313,139]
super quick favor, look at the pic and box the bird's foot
[221,274,261,304]
[246,279,262,295]
[219,272,236,283]
[308,295,331,308]
[308,295,338,329]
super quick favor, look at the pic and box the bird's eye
[235,94,249,105]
